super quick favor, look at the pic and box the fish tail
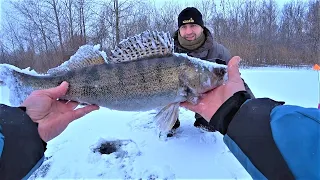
[0,64,34,106]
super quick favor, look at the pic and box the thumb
[227,56,242,82]
[43,81,69,99]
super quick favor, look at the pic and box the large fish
[0,30,228,135]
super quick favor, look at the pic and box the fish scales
[10,55,195,111]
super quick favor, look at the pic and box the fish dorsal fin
[47,44,107,75]
[108,30,174,63]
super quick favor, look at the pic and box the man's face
[179,24,203,41]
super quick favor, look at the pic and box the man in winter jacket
[0,56,319,180]
[0,81,99,180]
[171,7,255,135]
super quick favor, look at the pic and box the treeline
[0,0,319,72]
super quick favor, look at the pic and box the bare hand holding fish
[21,81,99,142]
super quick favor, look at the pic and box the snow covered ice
[0,65,318,179]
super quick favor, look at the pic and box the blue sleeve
[270,105,320,179]
[221,98,295,179]
[223,100,319,180]
[0,126,4,158]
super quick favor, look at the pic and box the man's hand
[21,81,99,142]
[181,56,245,121]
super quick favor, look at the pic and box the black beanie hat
[178,7,204,28]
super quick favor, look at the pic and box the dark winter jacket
[0,104,46,180]
[210,91,320,179]
[173,26,232,63]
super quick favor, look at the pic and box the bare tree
[257,0,279,64]
[305,0,320,62]
[121,1,152,37]
[0,0,318,70]
[63,0,75,47]
[75,0,87,43]
[93,0,139,49]
[150,0,180,34]
[45,0,65,55]
[10,0,51,54]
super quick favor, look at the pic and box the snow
[0,65,41,106]
[0,66,318,179]
[0,63,44,76]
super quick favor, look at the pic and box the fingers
[67,105,100,123]
[65,101,80,110]
[41,81,70,99]
[227,56,242,82]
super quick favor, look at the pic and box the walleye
[0,30,228,135]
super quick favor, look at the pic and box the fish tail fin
[154,103,180,137]
[0,64,33,106]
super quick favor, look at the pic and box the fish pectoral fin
[184,86,201,105]
[154,103,180,134]
[179,73,201,105]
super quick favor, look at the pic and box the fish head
[187,56,228,94]
[198,63,227,93]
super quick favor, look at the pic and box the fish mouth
[210,67,227,86]
[213,67,227,79]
